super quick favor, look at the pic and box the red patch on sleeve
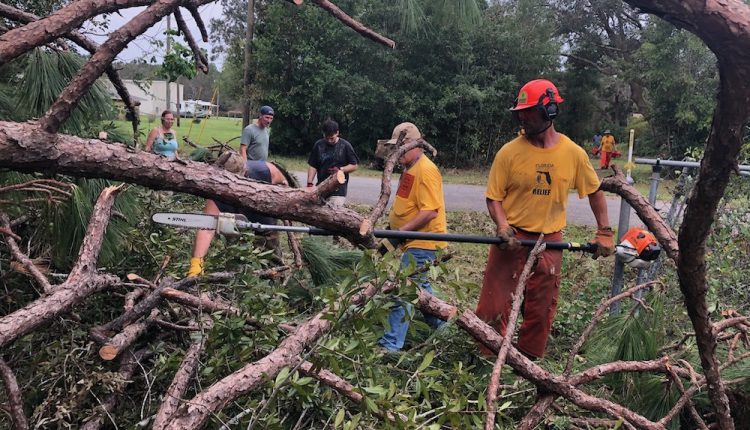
[397,173,415,198]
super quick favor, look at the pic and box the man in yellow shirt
[599,130,617,169]
[475,79,614,359]
[379,122,447,352]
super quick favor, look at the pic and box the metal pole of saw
[239,222,597,252]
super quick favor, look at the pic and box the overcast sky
[81,3,225,68]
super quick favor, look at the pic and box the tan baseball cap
[386,122,421,144]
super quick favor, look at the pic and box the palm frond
[440,0,482,28]
[399,0,427,34]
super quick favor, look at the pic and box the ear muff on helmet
[511,87,560,122]
[540,88,559,120]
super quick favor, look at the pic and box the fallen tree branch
[1,213,54,294]
[0,121,377,247]
[284,220,304,268]
[486,239,545,430]
[163,279,392,429]
[173,8,208,73]
[39,0,183,133]
[152,316,213,430]
[0,186,123,349]
[307,0,395,48]
[0,357,28,430]
[99,309,159,360]
[0,2,139,139]
[80,348,148,430]
[361,138,438,235]
[297,359,408,423]
[600,166,678,262]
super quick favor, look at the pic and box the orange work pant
[599,151,613,169]
[475,230,563,358]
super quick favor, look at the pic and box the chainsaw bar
[152,213,249,230]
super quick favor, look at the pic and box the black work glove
[326,166,341,175]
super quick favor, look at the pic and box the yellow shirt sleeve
[485,148,509,202]
[416,164,443,211]
[574,148,602,198]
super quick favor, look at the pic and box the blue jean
[379,248,445,352]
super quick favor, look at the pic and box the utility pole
[166,15,172,115]
[242,0,255,128]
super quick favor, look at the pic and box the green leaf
[334,408,345,428]
[274,367,290,388]
[364,396,379,413]
[417,350,435,372]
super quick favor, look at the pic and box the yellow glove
[187,257,204,277]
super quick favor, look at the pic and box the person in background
[187,153,287,277]
[599,130,618,169]
[240,105,274,161]
[145,110,178,160]
[306,119,359,207]
[475,79,614,360]
[378,122,447,353]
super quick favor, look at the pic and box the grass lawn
[115,115,245,147]
[115,116,676,199]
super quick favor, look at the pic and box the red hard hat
[511,79,564,111]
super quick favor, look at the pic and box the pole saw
[152,212,599,253]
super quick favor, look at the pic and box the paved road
[294,172,656,227]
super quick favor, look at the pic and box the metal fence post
[635,161,662,295]
[610,175,634,315]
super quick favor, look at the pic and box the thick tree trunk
[620,2,750,427]
[0,121,376,246]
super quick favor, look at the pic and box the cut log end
[358,219,372,236]
[335,170,346,184]
[99,345,119,361]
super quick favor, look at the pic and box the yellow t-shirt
[388,155,448,250]
[485,134,601,234]
[600,134,616,152]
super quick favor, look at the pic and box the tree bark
[152,317,213,430]
[0,0,175,64]
[98,309,159,360]
[0,122,376,246]
[0,358,28,430]
[39,0,183,133]
[0,2,140,138]
[163,280,389,429]
[619,2,750,427]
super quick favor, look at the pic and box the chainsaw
[615,226,661,268]
[152,212,603,252]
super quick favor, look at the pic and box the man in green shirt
[240,105,274,161]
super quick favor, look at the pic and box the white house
[107,80,184,117]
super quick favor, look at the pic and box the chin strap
[522,120,553,136]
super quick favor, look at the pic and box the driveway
[294,172,659,227]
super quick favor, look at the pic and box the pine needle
[301,237,362,287]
